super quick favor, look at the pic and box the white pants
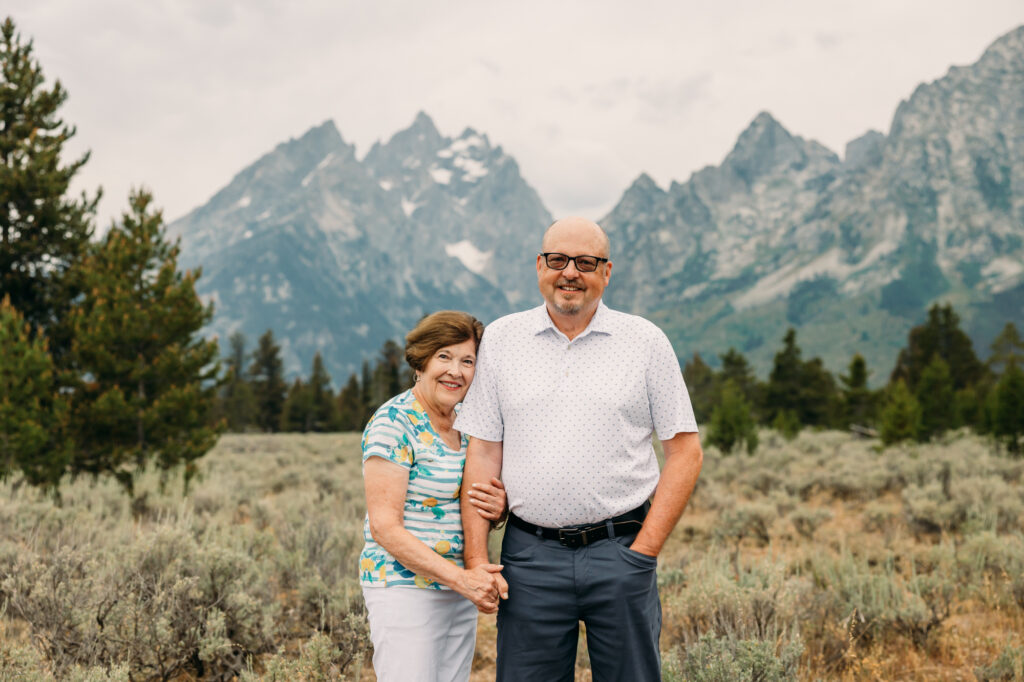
[362,586,478,682]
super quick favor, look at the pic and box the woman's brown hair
[404,311,484,372]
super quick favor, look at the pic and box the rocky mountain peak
[976,25,1024,70]
[722,111,807,185]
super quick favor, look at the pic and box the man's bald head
[541,217,610,259]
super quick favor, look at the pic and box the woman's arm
[364,457,504,612]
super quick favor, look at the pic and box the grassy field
[1,430,1023,681]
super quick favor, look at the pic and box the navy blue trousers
[496,522,662,681]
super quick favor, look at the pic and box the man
[456,216,703,681]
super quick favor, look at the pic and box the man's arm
[630,431,703,557]
[460,437,504,569]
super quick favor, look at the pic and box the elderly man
[456,217,703,681]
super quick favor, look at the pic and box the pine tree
[371,339,405,409]
[719,348,760,411]
[0,17,98,349]
[249,329,287,432]
[890,303,986,392]
[221,331,256,431]
[280,378,313,432]
[763,329,837,427]
[707,380,758,455]
[308,352,339,431]
[993,361,1024,456]
[683,353,715,424]
[880,380,922,445]
[915,355,955,441]
[764,329,803,423]
[66,189,221,494]
[840,353,876,428]
[0,295,69,489]
[360,360,373,425]
[988,322,1024,377]
[337,372,365,432]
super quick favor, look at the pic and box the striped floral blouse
[358,389,468,590]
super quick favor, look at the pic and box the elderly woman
[359,310,507,682]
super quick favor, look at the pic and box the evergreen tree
[801,357,838,427]
[280,378,313,433]
[763,329,803,423]
[988,322,1024,377]
[360,360,373,425]
[707,380,758,455]
[763,329,837,427]
[771,409,801,440]
[880,380,922,445]
[683,352,715,424]
[915,355,955,441]
[0,295,69,489]
[840,353,876,427]
[993,361,1024,456]
[249,330,287,432]
[337,372,365,432]
[66,189,220,494]
[890,303,985,392]
[308,351,339,431]
[371,339,405,408]
[221,331,256,431]
[719,348,760,410]
[0,17,98,350]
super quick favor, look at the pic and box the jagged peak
[976,24,1024,67]
[720,111,805,183]
[731,111,796,154]
[296,119,347,148]
[408,110,441,137]
[627,172,663,195]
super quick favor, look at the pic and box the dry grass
[0,429,1022,680]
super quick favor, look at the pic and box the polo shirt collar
[532,300,613,339]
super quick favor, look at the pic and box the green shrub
[662,632,802,682]
[708,381,759,455]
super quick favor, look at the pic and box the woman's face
[417,338,477,413]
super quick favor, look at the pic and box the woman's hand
[467,477,508,525]
[454,563,505,613]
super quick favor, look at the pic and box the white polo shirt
[454,301,698,527]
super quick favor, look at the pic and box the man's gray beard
[551,298,583,315]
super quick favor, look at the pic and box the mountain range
[167,26,1024,386]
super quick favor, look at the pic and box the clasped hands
[456,563,509,613]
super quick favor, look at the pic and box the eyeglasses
[539,252,609,272]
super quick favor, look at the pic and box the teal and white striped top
[358,389,468,590]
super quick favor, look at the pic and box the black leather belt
[508,503,649,549]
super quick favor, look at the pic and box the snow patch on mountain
[430,167,453,184]
[454,155,488,181]
[401,198,419,217]
[445,240,492,275]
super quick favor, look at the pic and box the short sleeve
[646,329,699,440]
[453,330,504,442]
[362,411,414,469]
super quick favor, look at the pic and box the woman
[359,310,507,682]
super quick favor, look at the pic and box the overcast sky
[9,1,1024,230]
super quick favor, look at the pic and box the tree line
[216,331,412,434]
[692,307,1024,456]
